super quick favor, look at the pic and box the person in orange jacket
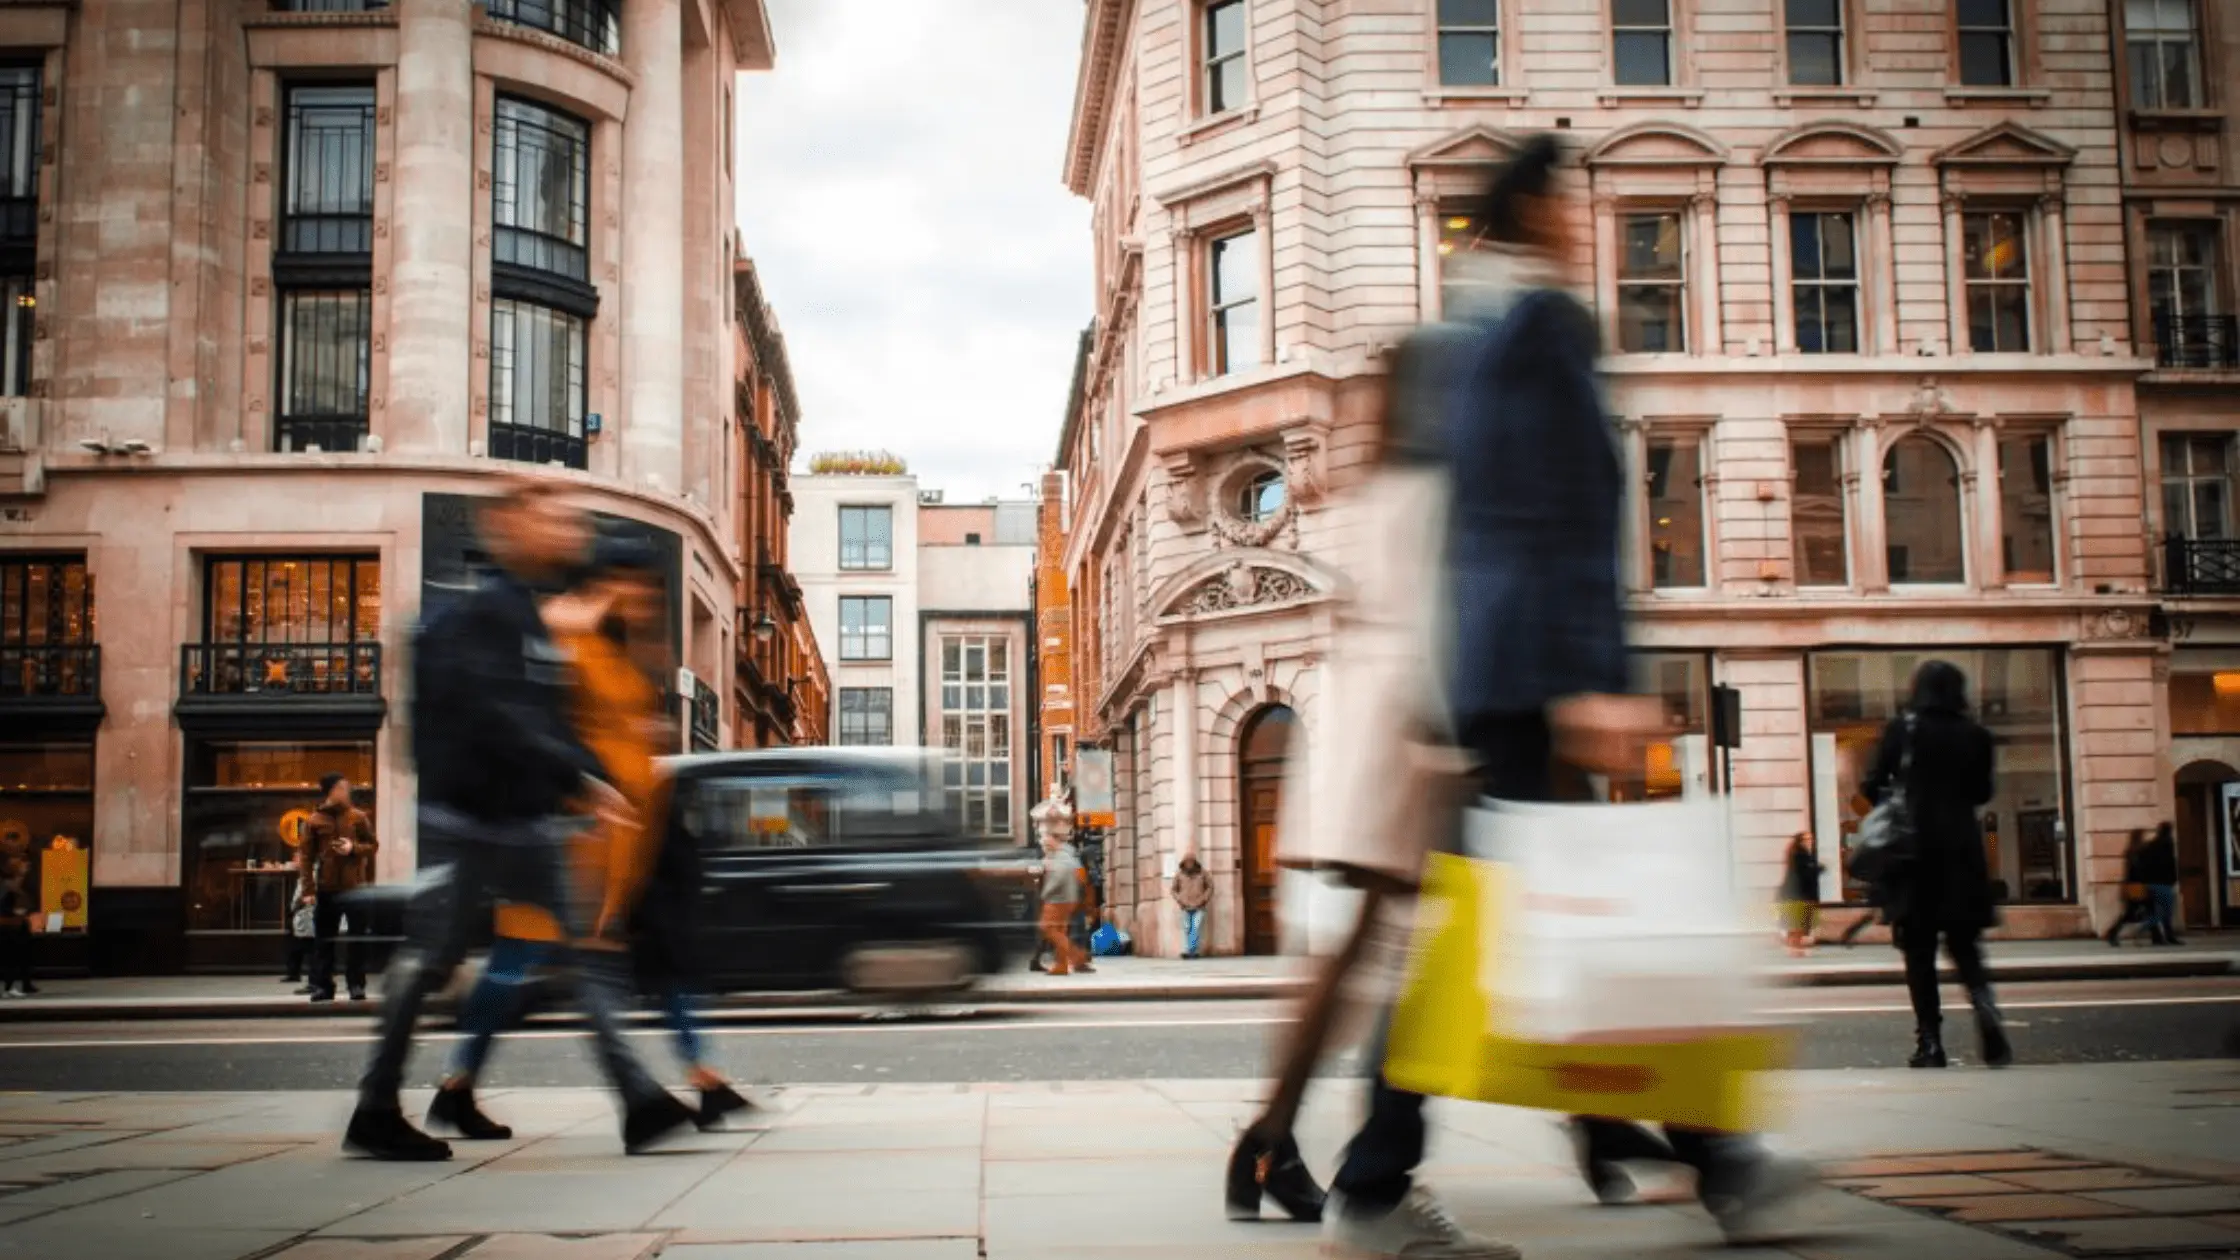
[426,535,746,1141]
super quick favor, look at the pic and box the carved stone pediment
[1176,564,1314,616]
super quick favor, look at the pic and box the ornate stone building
[0,0,788,971]
[1058,0,2164,956]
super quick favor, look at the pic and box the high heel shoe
[1225,1129,1327,1222]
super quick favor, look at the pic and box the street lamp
[752,612,778,643]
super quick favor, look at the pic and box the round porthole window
[1237,468,1286,524]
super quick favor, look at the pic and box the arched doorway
[1237,705,1294,955]
[2173,760,2235,930]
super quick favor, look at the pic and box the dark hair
[318,772,346,796]
[1907,659,1970,715]
[2154,821,2175,844]
[1472,133,1563,246]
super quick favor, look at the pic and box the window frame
[1782,0,1846,88]
[278,84,376,258]
[838,505,895,572]
[491,95,593,290]
[1615,207,1691,355]
[2124,0,2203,112]
[1879,431,1971,588]
[938,633,1014,839]
[1433,0,1503,90]
[1789,208,1863,356]
[1788,428,1854,589]
[2160,431,2235,542]
[1205,223,1264,378]
[2144,218,2230,369]
[836,687,894,746]
[838,595,894,663]
[1610,0,1676,89]
[1641,429,1712,591]
[1959,207,2036,355]
[1995,428,2060,587]
[488,296,588,468]
[1954,0,2020,89]
[1199,0,1252,119]
[274,288,374,453]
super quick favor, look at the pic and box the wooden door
[1238,707,1293,956]
[2177,784,2217,929]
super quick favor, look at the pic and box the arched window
[1883,435,1966,584]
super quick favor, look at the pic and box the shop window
[1883,435,1966,585]
[191,555,380,696]
[1999,434,2055,584]
[0,744,93,912]
[1646,437,1706,588]
[1606,652,1709,803]
[1,555,95,699]
[1790,433,1850,586]
[1808,648,2068,905]
[182,740,373,934]
[2171,672,2240,735]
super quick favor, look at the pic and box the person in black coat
[632,782,752,1127]
[1862,660,2011,1069]
[2135,822,2184,946]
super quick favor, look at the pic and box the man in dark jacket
[2136,822,2183,946]
[301,773,377,1002]
[345,479,693,1162]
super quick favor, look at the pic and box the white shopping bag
[1463,797,1771,1046]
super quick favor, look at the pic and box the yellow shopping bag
[1384,851,1791,1133]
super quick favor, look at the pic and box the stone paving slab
[663,1245,982,1260]
[458,1233,664,1260]
[263,1239,469,1260]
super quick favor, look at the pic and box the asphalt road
[0,978,2232,1093]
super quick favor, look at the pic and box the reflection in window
[1962,211,2031,353]
[1203,0,1249,114]
[1785,0,1844,86]
[1607,652,1708,803]
[2162,432,2233,541]
[1646,438,1706,588]
[836,687,893,746]
[183,740,374,934]
[493,98,591,282]
[1791,434,1849,586]
[1436,0,1500,87]
[1883,436,1966,584]
[839,596,892,662]
[1957,0,2015,87]
[489,298,588,464]
[1999,435,2055,584]
[2127,0,2201,111]
[1209,228,1261,376]
[1238,468,1286,524]
[277,290,373,448]
[2147,221,2227,369]
[1809,649,2068,905]
[1618,212,1686,353]
[2170,672,2240,735]
[1612,0,1673,86]
[1791,211,1859,354]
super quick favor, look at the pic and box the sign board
[2223,782,2240,879]
[38,840,88,932]
[1075,749,1116,828]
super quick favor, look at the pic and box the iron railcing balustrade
[0,644,99,699]
[2165,535,2240,596]
[487,421,586,469]
[180,642,382,697]
[274,415,367,454]
[486,0,619,58]
[2155,314,2240,370]
[691,679,721,751]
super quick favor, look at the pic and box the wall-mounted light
[752,613,778,642]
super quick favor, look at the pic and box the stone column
[384,0,475,453]
[1170,670,1198,861]
[620,0,686,493]
[1767,193,1795,353]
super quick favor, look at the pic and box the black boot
[622,1091,697,1154]
[1568,1117,1672,1205]
[426,1083,514,1140]
[694,1082,753,1132]
[343,1103,453,1161]
[1909,1026,1947,1069]
[2104,921,2123,947]
[1225,1129,1326,1222]
[1971,988,2013,1068]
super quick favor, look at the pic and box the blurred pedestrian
[2105,829,2152,947]
[283,868,314,993]
[1778,833,1824,957]
[1863,660,2011,1070]
[1172,854,1213,959]
[301,774,378,1002]
[0,851,32,998]
[345,481,693,1162]
[2137,822,2183,946]
[1038,825,1092,977]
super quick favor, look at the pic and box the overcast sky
[733,0,1090,504]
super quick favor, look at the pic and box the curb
[0,954,2227,1024]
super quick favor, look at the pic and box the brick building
[0,0,798,972]
[1034,467,1077,799]
[1057,0,2168,956]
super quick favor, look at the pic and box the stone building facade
[0,0,786,972]
[1057,0,2167,956]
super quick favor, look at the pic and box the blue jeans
[1181,908,1206,958]
[450,937,712,1079]
[2146,884,2180,941]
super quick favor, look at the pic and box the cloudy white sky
[733,1,1091,503]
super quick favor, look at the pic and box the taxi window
[683,771,936,852]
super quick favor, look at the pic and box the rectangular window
[1957,0,2015,87]
[0,66,40,400]
[838,505,894,571]
[486,0,619,58]
[489,298,588,467]
[1208,227,1261,376]
[1791,211,1860,354]
[837,687,893,746]
[190,555,380,697]
[1203,0,1249,114]
[493,97,591,283]
[1809,649,2069,905]
[839,595,892,662]
[1999,434,2055,584]
[183,740,374,935]
[2170,672,2240,735]
[2127,0,2200,110]
[1612,0,1673,87]
[1646,438,1706,589]
[275,290,372,452]
[1437,0,1500,87]
[1785,0,1844,86]
[1791,434,1849,586]
[941,633,1013,839]
[2147,221,2231,369]
[2162,433,2233,541]
[1608,652,1710,803]
[0,555,96,702]
[1962,211,2031,353]
[1617,211,1687,353]
[281,86,375,255]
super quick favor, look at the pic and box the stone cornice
[1063,0,1129,198]
[471,15,637,90]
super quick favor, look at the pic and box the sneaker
[622,1091,697,1154]
[1,984,20,999]
[1706,1155,1817,1244]
[343,1104,453,1161]
[426,1084,513,1141]
[1322,1187,1522,1259]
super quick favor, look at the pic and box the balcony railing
[493,225,589,285]
[690,679,720,752]
[2155,314,2240,370]
[0,644,99,700]
[281,212,374,257]
[486,0,618,57]
[488,421,587,470]
[274,415,367,454]
[181,642,381,697]
[272,0,390,10]
[2164,535,2240,596]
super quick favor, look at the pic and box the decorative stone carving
[250,219,269,241]
[374,219,388,239]
[1179,564,1313,615]
[1281,426,1327,507]
[1209,452,1295,548]
[375,163,389,184]
[248,276,268,296]
[253,106,273,128]
[252,162,271,184]
[1161,450,1205,524]
[2081,608,2150,641]
[1905,377,1957,422]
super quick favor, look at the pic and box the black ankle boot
[694,1082,752,1131]
[622,1091,696,1154]
[1225,1129,1326,1222]
[1909,1027,1948,1069]
[426,1084,514,1140]
[1971,987,2013,1068]
[344,1103,453,1161]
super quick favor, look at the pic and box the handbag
[291,901,316,940]
[1848,714,1918,888]
[2122,881,2147,903]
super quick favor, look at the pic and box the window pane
[1612,0,1668,24]
[1959,32,2011,87]
[2160,40,2198,109]
[1883,437,1966,584]
[1212,231,1257,303]
[1792,436,1849,586]
[1438,32,1499,86]
[1621,214,1683,278]
[1618,285,1685,354]
[1963,213,2026,280]
[1999,435,2055,583]
[1820,286,1859,353]
[1787,32,1840,86]
[1957,0,2008,26]
[1786,0,1840,23]
[1207,0,1245,57]
[1216,302,1261,374]
[2195,480,2231,540]
[1439,0,1498,23]
[278,290,372,426]
[1647,439,1706,588]
[1819,214,1856,278]
[1211,58,1249,113]
[1613,31,1671,86]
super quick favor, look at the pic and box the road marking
[1788,994,2240,1016]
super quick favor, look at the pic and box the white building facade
[792,474,922,755]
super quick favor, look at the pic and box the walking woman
[1778,833,1825,957]
[2106,829,2152,946]
[1862,660,2012,1070]
[2137,822,2184,946]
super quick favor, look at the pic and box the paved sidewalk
[2,1061,2240,1258]
[4,935,2233,1024]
